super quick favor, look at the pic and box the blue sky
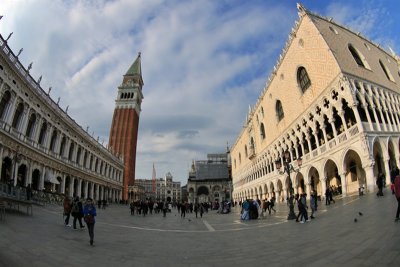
[0,0,399,184]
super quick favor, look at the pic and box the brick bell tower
[109,53,143,200]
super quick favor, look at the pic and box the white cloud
[1,0,397,184]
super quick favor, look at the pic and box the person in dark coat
[377,173,385,197]
[72,196,85,230]
[83,198,97,246]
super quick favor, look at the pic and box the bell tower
[109,53,143,200]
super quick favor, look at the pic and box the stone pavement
[1,189,399,267]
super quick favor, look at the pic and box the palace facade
[231,4,400,203]
[0,29,124,201]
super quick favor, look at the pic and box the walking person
[377,173,385,197]
[269,197,276,214]
[72,197,85,230]
[63,195,72,227]
[329,187,336,204]
[181,201,187,218]
[130,201,135,215]
[83,198,97,246]
[310,191,317,219]
[394,175,400,222]
[200,203,205,218]
[299,193,309,223]
[194,203,199,218]
[162,202,168,217]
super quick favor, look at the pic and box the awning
[44,173,60,184]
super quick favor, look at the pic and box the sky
[0,0,399,185]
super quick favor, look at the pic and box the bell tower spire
[109,52,144,200]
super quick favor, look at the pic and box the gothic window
[0,90,11,120]
[260,123,266,140]
[25,113,36,138]
[245,145,248,158]
[379,60,394,82]
[276,100,284,121]
[38,121,47,145]
[348,44,366,68]
[297,67,311,93]
[12,103,24,129]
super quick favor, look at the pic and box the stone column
[383,157,391,186]
[363,162,375,193]
[274,190,280,203]
[77,179,82,198]
[40,165,45,190]
[340,172,347,197]
[20,106,30,136]
[321,177,327,201]
[61,174,66,194]
[5,94,18,125]
[306,182,311,199]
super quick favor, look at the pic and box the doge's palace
[231,4,400,203]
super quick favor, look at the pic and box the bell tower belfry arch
[109,53,143,200]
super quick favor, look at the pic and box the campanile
[109,53,143,200]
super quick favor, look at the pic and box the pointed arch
[260,123,266,140]
[297,66,311,93]
[348,44,370,69]
[276,100,284,121]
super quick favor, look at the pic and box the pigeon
[358,212,363,216]
[354,218,358,222]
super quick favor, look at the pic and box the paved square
[1,190,399,267]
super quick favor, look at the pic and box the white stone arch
[342,148,368,194]
[263,183,268,199]
[276,179,284,202]
[307,166,322,197]
[387,137,397,169]
[269,181,275,197]
[295,171,306,194]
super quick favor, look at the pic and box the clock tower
[109,53,143,200]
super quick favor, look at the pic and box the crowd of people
[239,190,322,223]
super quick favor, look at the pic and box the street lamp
[275,150,302,220]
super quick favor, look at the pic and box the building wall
[231,5,400,203]
[0,34,124,201]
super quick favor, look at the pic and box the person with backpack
[72,196,85,230]
[83,198,97,246]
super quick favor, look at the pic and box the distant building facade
[231,4,400,203]
[187,152,232,204]
[0,31,124,201]
[134,172,181,202]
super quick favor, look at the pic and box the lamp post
[275,150,302,220]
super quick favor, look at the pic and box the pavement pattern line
[202,219,216,231]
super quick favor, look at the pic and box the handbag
[84,214,94,224]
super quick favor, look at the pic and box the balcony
[248,146,256,159]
